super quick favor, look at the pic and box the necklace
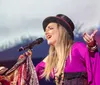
[54,72,64,85]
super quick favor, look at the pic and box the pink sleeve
[35,61,45,80]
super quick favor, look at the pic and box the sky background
[0,0,100,51]
[0,1,100,84]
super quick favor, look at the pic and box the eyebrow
[47,26,51,28]
[47,25,52,29]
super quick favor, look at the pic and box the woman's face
[45,22,60,46]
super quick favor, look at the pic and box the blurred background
[0,0,100,84]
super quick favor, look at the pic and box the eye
[49,27,54,30]
[46,26,54,32]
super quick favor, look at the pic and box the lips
[46,35,52,40]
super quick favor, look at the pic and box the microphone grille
[36,37,44,44]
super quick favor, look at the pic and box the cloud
[0,0,100,50]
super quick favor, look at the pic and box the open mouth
[47,35,52,40]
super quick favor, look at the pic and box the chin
[47,41,51,45]
[47,41,52,45]
[47,41,55,46]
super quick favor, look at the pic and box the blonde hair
[42,24,74,80]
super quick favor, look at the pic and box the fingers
[90,29,98,37]
[83,33,93,43]
[18,50,32,59]
[18,54,25,59]
[83,29,98,47]
[83,32,95,47]
[24,50,32,57]
[83,29,98,42]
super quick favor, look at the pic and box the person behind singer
[35,14,99,85]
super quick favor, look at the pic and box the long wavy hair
[42,23,74,80]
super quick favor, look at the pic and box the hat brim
[42,16,69,31]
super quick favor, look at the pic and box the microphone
[18,37,44,52]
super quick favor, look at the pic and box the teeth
[47,35,51,39]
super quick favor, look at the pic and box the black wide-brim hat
[42,14,75,39]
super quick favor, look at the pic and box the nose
[45,29,49,35]
[45,31,48,36]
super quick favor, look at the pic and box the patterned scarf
[5,53,39,85]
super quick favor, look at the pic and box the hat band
[56,16,71,30]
